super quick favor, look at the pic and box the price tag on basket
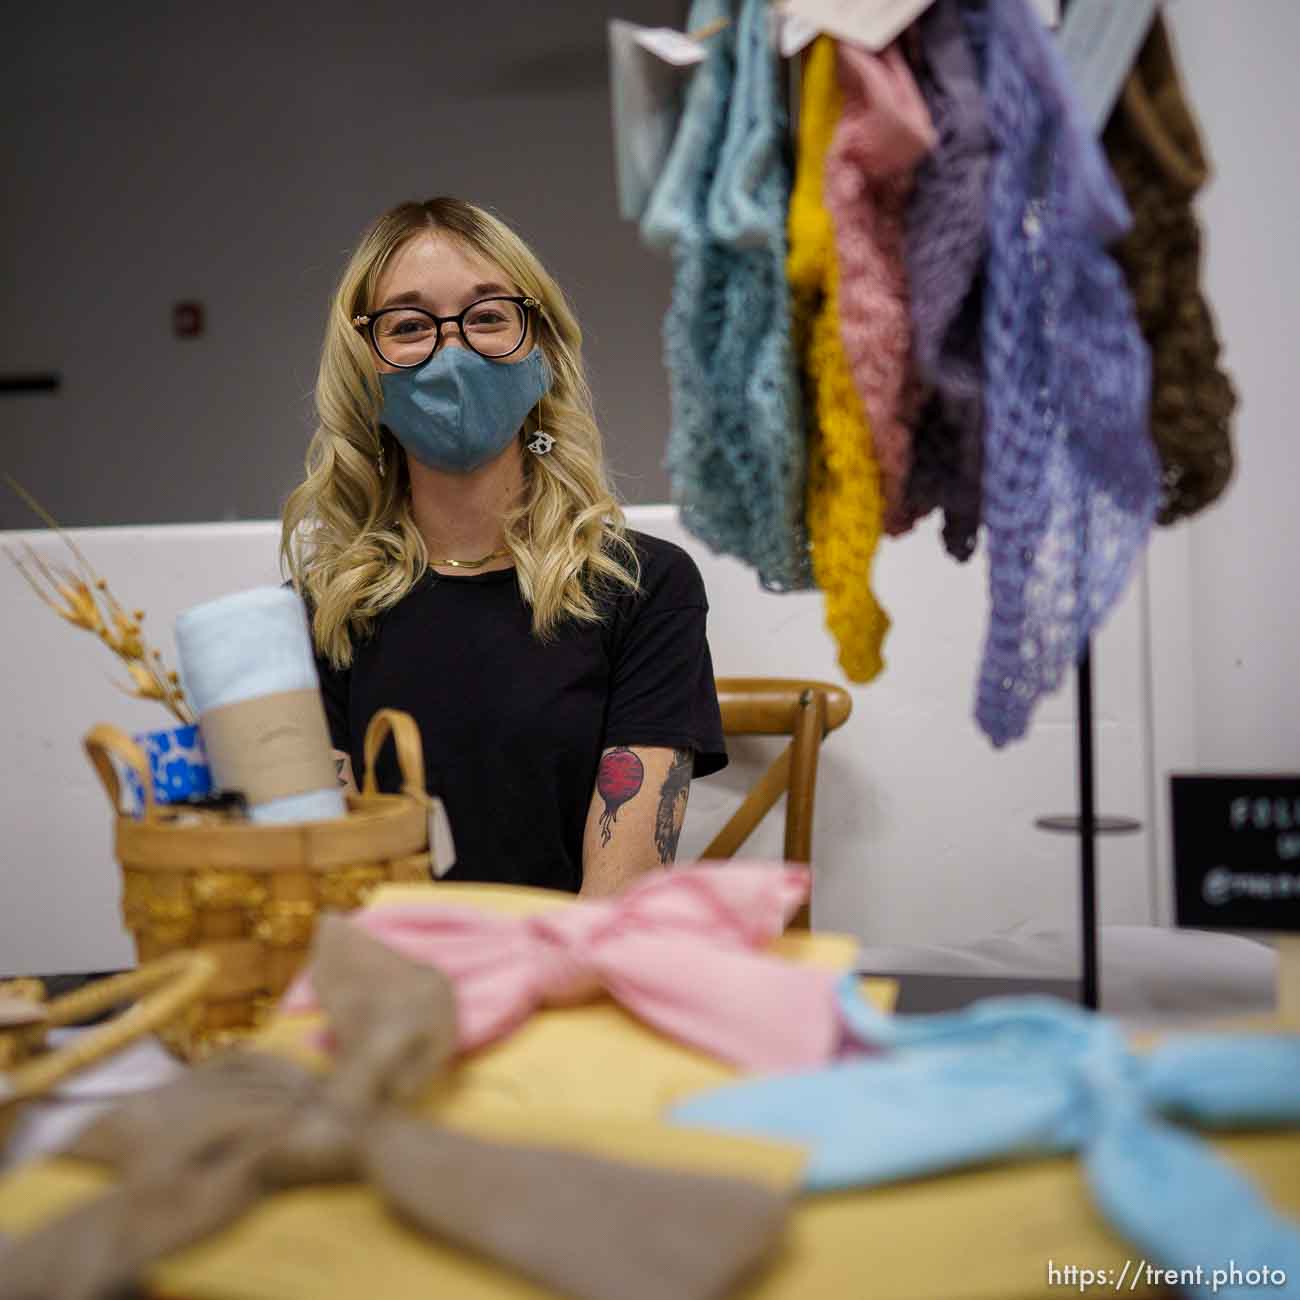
[428,796,457,879]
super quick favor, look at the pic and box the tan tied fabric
[0,917,790,1300]
[1103,16,1237,525]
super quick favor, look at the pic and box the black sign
[1172,775,1300,931]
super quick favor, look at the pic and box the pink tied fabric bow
[284,864,844,1071]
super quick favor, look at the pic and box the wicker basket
[0,950,217,1144]
[83,708,432,1058]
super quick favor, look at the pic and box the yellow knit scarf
[788,37,890,683]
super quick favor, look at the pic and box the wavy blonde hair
[282,197,641,667]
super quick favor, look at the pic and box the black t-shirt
[315,529,728,893]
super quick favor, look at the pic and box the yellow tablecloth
[1,882,1296,1300]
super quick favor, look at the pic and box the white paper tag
[608,20,694,222]
[780,13,821,57]
[781,0,932,53]
[1059,0,1158,130]
[1030,0,1061,27]
[427,796,457,879]
[632,25,708,67]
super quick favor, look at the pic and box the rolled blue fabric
[671,978,1300,1299]
[175,586,346,825]
[641,0,812,592]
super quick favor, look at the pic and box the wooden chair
[699,678,853,928]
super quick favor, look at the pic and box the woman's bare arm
[579,745,693,898]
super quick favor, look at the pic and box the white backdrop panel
[0,508,1156,975]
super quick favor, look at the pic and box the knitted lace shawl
[975,0,1159,747]
[1103,17,1236,525]
[903,0,992,562]
[788,35,890,683]
[641,0,813,590]
[825,43,936,538]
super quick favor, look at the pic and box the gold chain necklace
[428,548,510,570]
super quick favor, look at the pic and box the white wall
[1164,0,1300,772]
[1139,2,1300,925]
[0,509,1153,976]
[0,0,681,531]
[677,510,1155,950]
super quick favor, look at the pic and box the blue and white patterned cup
[122,723,212,815]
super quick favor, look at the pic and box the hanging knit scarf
[903,0,993,562]
[787,36,890,683]
[975,0,1160,747]
[825,42,936,538]
[1103,16,1237,526]
[642,0,813,591]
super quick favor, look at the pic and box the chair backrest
[700,678,853,927]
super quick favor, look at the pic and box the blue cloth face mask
[379,345,552,475]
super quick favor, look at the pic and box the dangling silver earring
[377,442,386,477]
[526,400,555,457]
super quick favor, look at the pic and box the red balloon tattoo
[596,746,644,845]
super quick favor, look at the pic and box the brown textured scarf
[1104,15,1237,525]
[0,917,790,1300]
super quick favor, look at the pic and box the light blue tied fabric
[975,0,1160,746]
[641,0,813,592]
[671,978,1300,1300]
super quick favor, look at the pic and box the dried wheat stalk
[3,475,195,725]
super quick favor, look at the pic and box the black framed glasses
[351,295,539,368]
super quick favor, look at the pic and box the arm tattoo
[654,749,693,864]
[596,746,644,846]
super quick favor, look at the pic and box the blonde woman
[283,198,727,897]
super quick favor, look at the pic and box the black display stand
[1034,642,1141,1010]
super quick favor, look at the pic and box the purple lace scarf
[976,0,1159,747]
[903,0,992,563]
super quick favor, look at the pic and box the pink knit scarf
[825,43,937,537]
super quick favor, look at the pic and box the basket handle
[4,950,217,1104]
[83,723,157,821]
[361,708,427,798]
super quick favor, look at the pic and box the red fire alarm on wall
[172,301,204,339]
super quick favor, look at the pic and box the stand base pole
[1077,644,1098,1011]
